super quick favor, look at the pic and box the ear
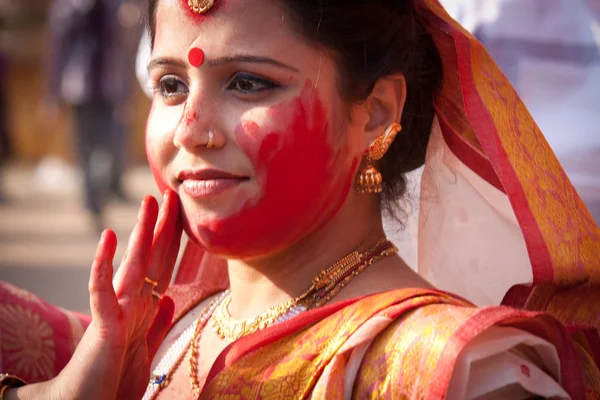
[362,74,407,147]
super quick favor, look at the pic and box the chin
[181,215,299,261]
[178,202,256,258]
[177,177,353,260]
[182,224,255,259]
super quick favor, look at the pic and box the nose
[173,101,225,151]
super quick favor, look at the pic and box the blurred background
[0,0,158,313]
[0,0,599,314]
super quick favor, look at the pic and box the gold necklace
[209,238,395,340]
[211,293,301,340]
[187,292,229,397]
[306,240,398,309]
[301,238,389,298]
[189,238,397,394]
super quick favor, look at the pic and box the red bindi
[188,48,205,67]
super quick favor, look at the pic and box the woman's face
[147,0,365,258]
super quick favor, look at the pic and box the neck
[225,194,385,319]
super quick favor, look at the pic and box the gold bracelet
[0,374,27,400]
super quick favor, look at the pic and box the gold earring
[356,122,402,194]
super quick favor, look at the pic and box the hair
[147,0,443,218]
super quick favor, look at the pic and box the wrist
[2,378,57,400]
[0,374,26,400]
[2,377,75,400]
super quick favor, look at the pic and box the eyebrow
[148,54,299,73]
[206,55,299,72]
[148,57,187,72]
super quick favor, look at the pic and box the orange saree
[168,0,600,398]
[2,0,598,397]
[163,284,596,398]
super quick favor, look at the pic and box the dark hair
[148,0,442,217]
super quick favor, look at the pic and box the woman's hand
[53,189,183,400]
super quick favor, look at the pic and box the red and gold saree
[1,0,599,397]
[167,0,600,398]
[162,284,595,398]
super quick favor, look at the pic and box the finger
[156,215,183,294]
[139,190,176,296]
[147,295,175,359]
[89,229,120,323]
[113,196,160,297]
[112,202,144,288]
[146,190,183,294]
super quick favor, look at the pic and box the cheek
[146,136,169,194]
[145,103,179,193]
[192,85,358,257]
[241,106,346,215]
[248,86,357,214]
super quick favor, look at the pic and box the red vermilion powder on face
[188,48,205,67]
[146,81,358,259]
[186,85,357,258]
[146,101,170,194]
[147,151,169,195]
[147,154,169,194]
[183,109,198,126]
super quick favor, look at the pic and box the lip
[177,168,248,199]
[177,168,247,181]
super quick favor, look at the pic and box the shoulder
[351,300,476,397]
[447,326,569,399]
[352,301,568,399]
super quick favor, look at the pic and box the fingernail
[163,190,168,202]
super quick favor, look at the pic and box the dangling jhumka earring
[356,122,402,194]
[188,0,215,14]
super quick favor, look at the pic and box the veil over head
[392,0,600,305]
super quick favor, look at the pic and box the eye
[227,73,279,94]
[156,76,189,100]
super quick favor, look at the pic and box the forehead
[154,0,305,57]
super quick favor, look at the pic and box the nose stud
[206,131,215,149]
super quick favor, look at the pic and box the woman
[2,0,599,398]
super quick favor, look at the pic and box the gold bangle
[0,374,26,400]
[0,385,8,400]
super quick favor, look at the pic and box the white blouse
[446,326,570,399]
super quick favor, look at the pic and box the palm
[71,191,182,400]
[118,337,152,399]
